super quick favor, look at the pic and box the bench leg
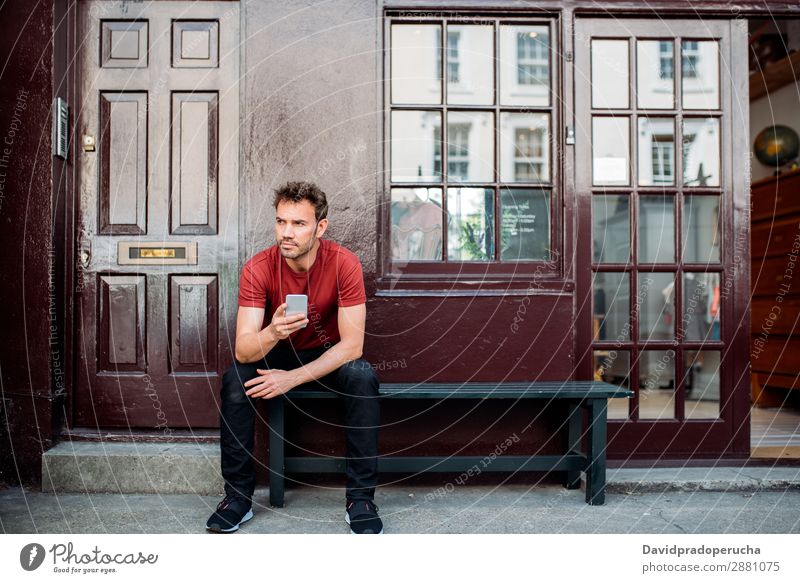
[585,398,607,505]
[563,400,582,490]
[268,396,285,508]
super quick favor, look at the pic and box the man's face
[275,200,327,260]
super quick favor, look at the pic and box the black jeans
[219,347,380,503]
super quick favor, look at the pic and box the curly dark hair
[273,181,328,221]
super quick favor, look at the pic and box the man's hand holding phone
[267,302,309,341]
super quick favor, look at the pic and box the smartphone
[285,294,308,328]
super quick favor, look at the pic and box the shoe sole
[206,508,253,533]
[344,511,383,534]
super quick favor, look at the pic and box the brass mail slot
[118,242,198,265]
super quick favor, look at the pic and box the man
[206,181,382,534]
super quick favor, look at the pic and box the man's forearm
[289,341,362,387]
[236,327,280,363]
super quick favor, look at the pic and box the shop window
[388,17,556,275]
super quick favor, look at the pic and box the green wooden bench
[267,381,633,507]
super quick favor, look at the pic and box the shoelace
[348,500,379,514]
[217,496,243,511]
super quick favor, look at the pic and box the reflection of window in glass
[434,124,472,181]
[391,188,443,260]
[651,138,674,184]
[658,41,673,80]
[514,127,545,180]
[447,31,460,83]
[638,118,675,186]
[682,41,699,79]
[517,30,549,87]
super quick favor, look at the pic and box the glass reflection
[391,188,443,261]
[684,350,721,419]
[500,113,550,183]
[391,24,442,104]
[638,195,675,263]
[591,39,629,109]
[682,41,719,110]
[447,188,494,261]
[444,112,493,182]
[683,195,720,263]
[391,111,441,182]
[683,118,720,187]
[499,25,550,106]
[682,272,721,341]
[638,350,676,420]
[500,188,550,260]
[593,272,630,341]
[638,117,675,186]
[636,40,674,109]
[638,272,675,341]
[593,195,630,264]
[447,25,494,105]
[594,350,631,419]
[592,117,630,186]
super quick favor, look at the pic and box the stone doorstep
[41,442,224,496]
[42,442,800,496]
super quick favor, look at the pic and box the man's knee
[221,361,259,404]
[337,359,379,396]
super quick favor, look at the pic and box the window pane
[638,272,675,341]
[636,40,674,109]
[446,111,494,182]
[447,25,493,105]
[684,350,721,419]
[391,110,441,182]
[391,188,443,261]
[391,24,441,104]
[591,39,629,109]
[637,117,675,186]
[682,40,719,110]
[447,188,494,261]
[499,25,550,106]
[683,195,720,263]
[638,350,676,420]
[500,188,550,260]
[500,112,550,183]
[682,272,721,341]
[593,272,630,341]
[593,195,630,264]
[592,116,630,186]
[594,350,631,419]
[638,195,675,263]
[683,118,720,187]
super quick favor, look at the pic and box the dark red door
[74,1,240,428]
[574,18,751,457]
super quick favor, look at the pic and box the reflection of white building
[683,118,720,186]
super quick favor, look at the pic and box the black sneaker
[345,499,383,534]
[206,495,253,533]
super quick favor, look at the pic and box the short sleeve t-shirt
[237,238,366,350]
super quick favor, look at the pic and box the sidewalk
[2,467,799,534]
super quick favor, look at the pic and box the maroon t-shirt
[237,238,366,350]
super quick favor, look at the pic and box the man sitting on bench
[206,181,382,534]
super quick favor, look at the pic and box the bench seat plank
[287,381,633,400]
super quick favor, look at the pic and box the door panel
[574,18,750,456]
[75,1,239,429]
